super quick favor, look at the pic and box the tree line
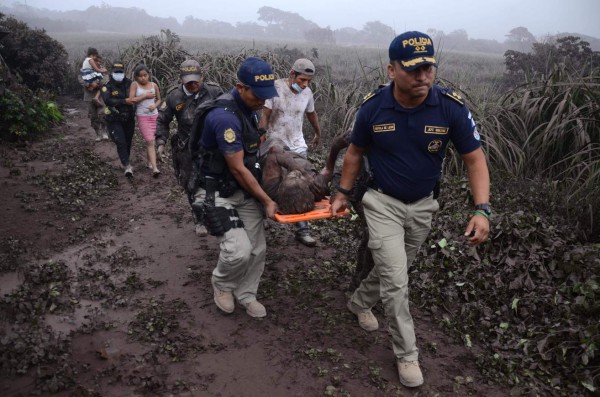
[2,3,599,54]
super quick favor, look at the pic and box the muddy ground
[0,96,512,396]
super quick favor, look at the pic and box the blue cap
[389,31,437,71]
[237,57,278,100]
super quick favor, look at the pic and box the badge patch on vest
[372,123,395,133]
[424,126,448,135]
[223,128,236,143]
[428,140,442,153]
[101,86,107,92]
[175,103,184,112]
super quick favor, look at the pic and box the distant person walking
[78,47,108,142]
[129,63,161,177]
[101,61,138,177]
[331,31,491,388]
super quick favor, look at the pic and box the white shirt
[264,78,315,154]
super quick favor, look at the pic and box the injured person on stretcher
[259,137,329,215]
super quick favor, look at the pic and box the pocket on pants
[361,189,375,210]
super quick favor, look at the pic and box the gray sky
[11,0,600,41]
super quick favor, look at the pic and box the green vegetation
[0,14,67,140]
[0,87,63,140]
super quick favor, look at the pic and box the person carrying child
[78,48,108,141]
[80,47,107,92]
[129,64,162,177]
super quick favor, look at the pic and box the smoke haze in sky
[10,0,600,41]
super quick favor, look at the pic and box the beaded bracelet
[474,210,490,218]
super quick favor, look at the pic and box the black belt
[368,180,428,205]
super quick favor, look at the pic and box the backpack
[186,93,234,194]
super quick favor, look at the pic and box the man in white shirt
[259,58,322,247]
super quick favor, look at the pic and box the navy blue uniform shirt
[201,89,259,178]
[352,83,481,202]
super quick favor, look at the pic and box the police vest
[188,93,261,195]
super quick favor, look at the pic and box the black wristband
[258,128,267,137]
[337,186,353,196]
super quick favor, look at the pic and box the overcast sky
[11,0,600,41]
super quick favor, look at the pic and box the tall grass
[480,65,600,238]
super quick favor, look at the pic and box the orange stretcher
[273,197,350,223]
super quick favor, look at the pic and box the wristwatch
[474,203,492,216]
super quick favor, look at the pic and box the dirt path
[0,96,510,396]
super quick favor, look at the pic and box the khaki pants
[350,188,438,362]
[194,188,266,305]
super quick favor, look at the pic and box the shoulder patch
[223,128,236,143]
[361,90,379,105]
[443,89,464,105]
[361,83,388,105]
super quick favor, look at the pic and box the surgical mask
[291,83,304,93]
[112,72,125,82]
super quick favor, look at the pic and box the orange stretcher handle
[273,197,350,224]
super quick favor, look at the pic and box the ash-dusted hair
[276,171,315,214]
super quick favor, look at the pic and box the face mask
[112,73,125,82]
[291,83,304,93]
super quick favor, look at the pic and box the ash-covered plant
[479,67,600,239]
[412,175,600,396]
[1,260,75,323]
[128,297,202,361]
[119,29,191,93]
[503,36,600,86]
[0,237,27,273]
[0,322,73,393]
[33,148,118,213]
[0,14,66,141]
[0,14,71,92]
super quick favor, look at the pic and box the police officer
[190,57,278,318]
[331,31,491,388]
[156,60,224,236]
[101,61,138,177]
